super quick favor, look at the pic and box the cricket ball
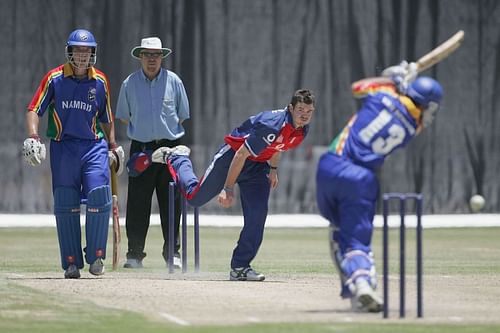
[469,194,485,213]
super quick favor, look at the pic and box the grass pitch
[1,224,499,333]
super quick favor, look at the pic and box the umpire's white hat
[131,37,172,59]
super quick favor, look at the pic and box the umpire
[115,37,190,269]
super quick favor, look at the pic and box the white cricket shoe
[351,278,383,313]
[173,254,182,270]
[152,145,191,164]
[165,254,182,270]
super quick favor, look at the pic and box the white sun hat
[131,37,172,59]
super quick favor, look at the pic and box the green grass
[1,225,499,333]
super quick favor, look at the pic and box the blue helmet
[66,29,97,47]
[406,76,443,108]
[65,29,97,69]
[406,77,443,128]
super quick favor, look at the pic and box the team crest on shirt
[88,87,96,102]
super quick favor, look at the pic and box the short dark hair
[290,89,315,107]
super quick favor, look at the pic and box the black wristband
[270,166,278,170]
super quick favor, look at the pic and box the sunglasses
[140,52,163,59]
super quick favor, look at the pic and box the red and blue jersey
[330,80,421,170]
[224,108,308,162]
[28,63,112,141]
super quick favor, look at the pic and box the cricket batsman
[315,61,443,312]
[22,29,124,278]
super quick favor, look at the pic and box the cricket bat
[352,30,465,91]
[110,162,121,270]
[415,30,465,72]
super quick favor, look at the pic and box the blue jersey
[330,85,420,170]
[28,63,112,141]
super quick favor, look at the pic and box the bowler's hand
[218,188,234,208]
[268,170,279,189]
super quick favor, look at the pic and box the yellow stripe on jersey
[351,77,398,99]
[94,70,112,122]
[30,69,64,114]
[335,115,357,154]
[52,110,63,141]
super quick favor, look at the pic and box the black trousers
[125,139,181,261]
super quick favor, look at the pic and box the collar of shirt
[63,63,97,79]
[140,67,164,83]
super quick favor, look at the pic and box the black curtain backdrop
[1,0,499,214]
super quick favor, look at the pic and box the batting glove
[382,60,418,93]
[22,135,46,166]
[108,143,125,175]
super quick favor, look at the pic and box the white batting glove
[22,135,46,166]
[382,60,418,93]
[108,144,125,175]
[402,61,418,89]
[382,60,409,78]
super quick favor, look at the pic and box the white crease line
[8,274,25,278]
[159,312,191,326]
[247,316,261,323]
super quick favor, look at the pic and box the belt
[132,139,180,151]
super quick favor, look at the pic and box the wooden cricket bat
[416,30,465,72]
[352,30,464,90]
[110,162,121,270]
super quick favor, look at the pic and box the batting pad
[342,250,377,295]
[54,186,83,269]
[84,185,111,264]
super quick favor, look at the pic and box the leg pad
[85,185,112,264]
[54,187,83,269]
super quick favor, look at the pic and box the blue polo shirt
[115,68,190,142]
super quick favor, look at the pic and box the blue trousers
[50,139,111,269]
[169,144,271,268]
[316,152,379,297]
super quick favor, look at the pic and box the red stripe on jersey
[28,66,64,113]
[225,123,305,162]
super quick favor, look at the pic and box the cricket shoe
[351,278,383,313]
[173,254,182,270]
[123,258,143,269]
[89,258,105,276]
[165,254,182,270]
[152,145,191,164]
[230,267,265,281]
[64,264,81,279]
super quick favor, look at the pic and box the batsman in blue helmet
[315,60,443,312]
[22,29,125,279]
